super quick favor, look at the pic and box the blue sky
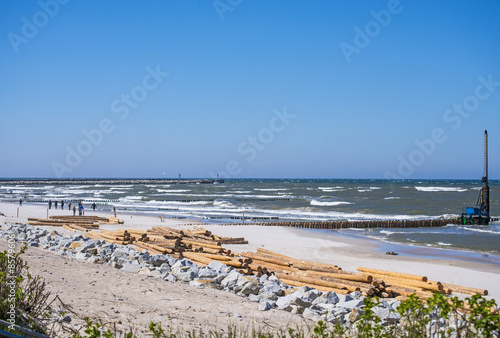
[1,0,499,179]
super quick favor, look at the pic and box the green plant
[0,245,53,334]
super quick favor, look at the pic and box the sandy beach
[1,201,499,334]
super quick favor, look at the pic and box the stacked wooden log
[29,216,107,230]
[74,225,489,300]
[356,266,488,300]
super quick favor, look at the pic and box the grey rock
[289,292,312,308]
[337,294,354,303]
[234,275,257,293]
[87,256,105,264]
[260,292,278,302]
[198,267,218,279]
[57,315,71,323]
[348,307,363,323]
[148,270,163,278]
[259,274,268,284]
[326,291,340,304]
[303,289,322,301]
[174,270,197,282]
[212,274,226,285]
[171,258,197,271]
[78,240,97,253]
[303,308,322,321]
[138,252,153,264]
[150,254,170,267]
[240,281,259,296]
[189,280,205,288]
[260,280,285,296]
[208,260,230,274]
[164,274,177,283]
[248,294,260,302]
[276,296,293,311]
[121,262,142,273]
[164,254,177,267]
[290,306,304,315]
[324,311,345,325]
[259,301,273,311]
[110,262,123,269]
[158,266,171,275]
[337,299,364,310]
[75,252,91,260]
[349,291,363,299]
[221,270,241,289]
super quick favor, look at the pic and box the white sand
[2,200,499,305]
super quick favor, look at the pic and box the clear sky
[1,0,499,179]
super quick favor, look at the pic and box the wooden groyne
[224,219,461,229]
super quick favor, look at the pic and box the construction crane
[459,130,490,225]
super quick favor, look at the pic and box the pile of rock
[0,223,402,328]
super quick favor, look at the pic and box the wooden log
[276,273,360,293]
[297,270,373,283]
[133,241,171,254]
[195,252,233,261]
[382,277,443,293]
[189,245,224,254]
[63,223,92,232]
[133,242,163,255]
[248,259,297,272]
[297,272,376,295]
[357,266,428,282]
[182,252,213,265]
[440,282,488,296]
[182,240,222,250]
[240,252,292,267]
[100,230,129,236]
[62,224,76,232]
[278,278,350,294]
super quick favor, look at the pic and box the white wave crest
[415,187,467,192]
[310,200,352,207]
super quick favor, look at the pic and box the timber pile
[82,226,249,262]
[28,215,124,230]
[75,225,488,300]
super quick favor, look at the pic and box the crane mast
[459,130,490,225]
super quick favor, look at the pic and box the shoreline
[1,201,499,302]
[314,229,500,267]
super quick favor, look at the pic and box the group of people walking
[47,200,97,216]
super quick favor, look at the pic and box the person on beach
[49,200,52,209]
[73,205,76,216]
[81,205,85,216]
[61,200,64,209]
[92,202,96,211]
[55,201,58,209]
[68,202,72,210]
[19,199,22,206]
[78,204,82,216]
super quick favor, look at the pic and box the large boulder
[221,270,241,290]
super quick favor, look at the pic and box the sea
[1,178,499,256]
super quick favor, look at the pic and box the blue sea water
[0,178,499,254]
